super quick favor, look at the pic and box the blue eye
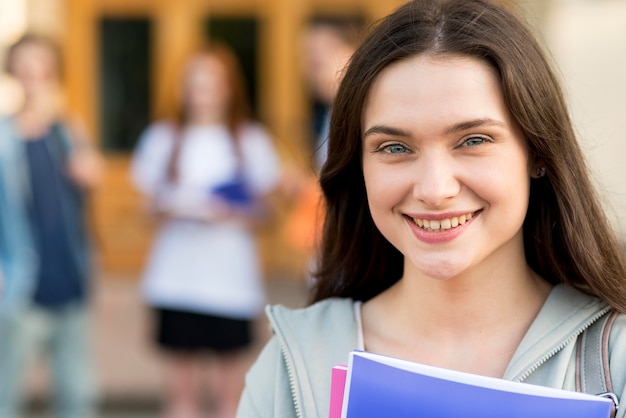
[382,144,409,154]
[462,136,487,147]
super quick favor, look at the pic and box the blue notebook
[342,351,613,418]
[210,177,254,207]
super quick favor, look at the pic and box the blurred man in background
[302,15,366,169]
[0,34,103,418]
[282,16,366,265]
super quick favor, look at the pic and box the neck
[364,245,553,345]
[362,261,552,376]
[16,101,58,140]
[394,269,548,334]
[361,238,554,377]
[187,109,226,126]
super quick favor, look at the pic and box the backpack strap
[576,310,620,418]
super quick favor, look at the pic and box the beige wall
[0,0,26,115]
[544,0,626,239]
[515,0,626,239]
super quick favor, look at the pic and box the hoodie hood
[504,285,610,381]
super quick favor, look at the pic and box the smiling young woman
[362,55,533,284]
[237,1,626,417]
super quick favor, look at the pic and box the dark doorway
[99,18,152,152]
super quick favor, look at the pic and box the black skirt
[153,307,253,353]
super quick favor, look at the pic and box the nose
[412,152,460,208]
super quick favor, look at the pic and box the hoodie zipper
[515,307,611,382]
[283,347,304,418]
[269,311,305,418]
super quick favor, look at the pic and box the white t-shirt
[130,121,281,319]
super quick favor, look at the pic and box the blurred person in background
[282,16,366,272]
[0,34,103,418]
[130,43,281,418]
[302,15,366,170]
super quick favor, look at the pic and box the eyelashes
[375,143,410,154]
[461,136,492,147]
[372,135,493,155]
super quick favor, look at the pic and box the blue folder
[210,177,254,207]
[344,351,612,418]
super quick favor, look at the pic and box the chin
[409,257,471,283]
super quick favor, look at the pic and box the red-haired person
[131,44,281,418]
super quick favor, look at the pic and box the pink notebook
[329,364,348,418]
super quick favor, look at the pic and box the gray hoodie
[238,284,626,418]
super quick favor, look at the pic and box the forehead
[11,42,58,64]
[371,54,501,98]
[363,54,509,130]
[185,54,227,78]
[303,26,352,61]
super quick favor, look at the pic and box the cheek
[363,161,385,217]
[363,161,408,220]
[475,154,531,216]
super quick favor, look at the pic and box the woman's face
[361,54,532,282]
[183,54,231,122]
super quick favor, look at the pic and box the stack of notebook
[329,351,613,418]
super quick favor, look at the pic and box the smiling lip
[405,210,481,243]
[410,210,480,232]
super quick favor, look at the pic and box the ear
[530,159,546,179]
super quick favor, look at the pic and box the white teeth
[412,212,475,232]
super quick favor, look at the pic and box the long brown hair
[312,0,626,313]
[167,43,251,181]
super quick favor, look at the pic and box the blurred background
[0,0,625,416]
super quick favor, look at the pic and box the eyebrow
[363,118,507,139]
[444,118,506,135]
[362,125,411,138]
